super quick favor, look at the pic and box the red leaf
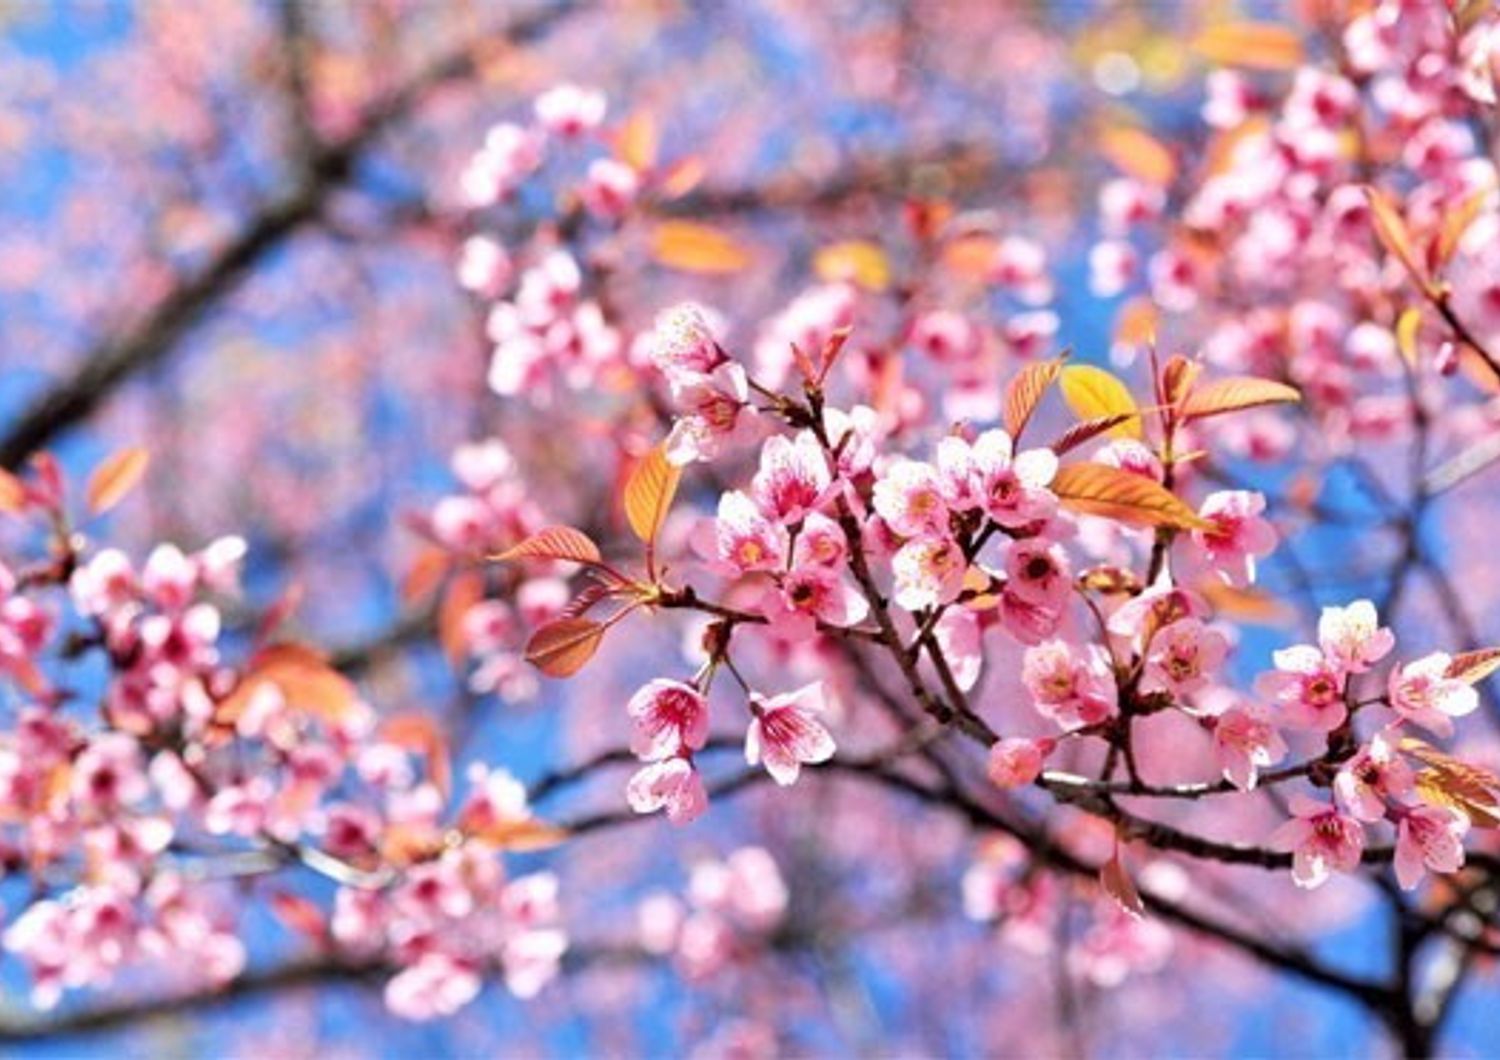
[525,617,605,678]
[1003,358,1064,441]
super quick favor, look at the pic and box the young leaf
[270,892,327,942]
[464,815,570,852]
[86,447,150,515]
[1003,357,1064,440]
[1098,125,1176,187]
[813,240,890,292]
[651,221,751,274]
[0,468,24,513]
[438,570,487,669]
[1192,22,1304,70]
[1364,186,1430,291]
[525,617,605,677]
[1052,463,1210,530]
[1445,648,1500,686]
[380,713,453,799]
[1099,846,1145,919]
[1436,187,1490,268]
[623,442,682,547]
[1050,412,1141,456]
[1059,365,1142,440]
[615,110,658,172]
[1179,377,1301,421]
[1396,307,1422,367]
[216,643,359,727]
[492,525,602,565]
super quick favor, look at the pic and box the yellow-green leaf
[1052,463,1210,530]
[813,240,890,292]
[1059,365,1142,440]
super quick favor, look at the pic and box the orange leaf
[492,525,602,565]
[401,546,451,606]
[1004,358,1064,441]
[658,155,705,199]
[438,570,486,670]
[813,240,890,292]
[651,221,750,274]
[86,447,150,515]
[0,468,24,513]
[1199,582,1295,626]
[1436,187,1490,268]
[942,234,1000,279]
[1114,297,1158,352]
[270,891,327,942]
[525,617,604,677]
[1098,125,1176,187]
[1059,365,1142,440]
[1193,22,1305,71]
[1445,648,1500,686]
[1052,463,1210,530]
[623,442,681,548]
[465,815,569,852]
[616,110,658,172]
[1364,186,1430,291]
[380,712,452,799]
[1179,377,1301,421]
[217,643,359,726]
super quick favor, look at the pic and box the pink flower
[987,737,1054,789]
[750,433,832,525]
[873,459,951,538]
[385,953,483,1021]
[665,363,752,466]
[1003,538,1071,609]
[627,680,710,761]
[973,430,1059,528]
[1317,600,1394,675]
[891,535,967,611]
[1394,806,1469,891]
[580,158,639,219]
[746,683,835,785]
[1268,795,1366,889]
[1388,653,1480,737]
[935,609,983,692]
[1141,618,1229,697]
[1021,640,1119,732]
[533,83,606,137]
[1333,731,1414,822]
[1256,645,1347,731]
[71,733,149,812]
[759,565,868,640]
[627,758,708,824]
[1188,490,1277,587]
[715,491,786,574]
[909,310,980,363]
[649,303,727,381]
[1212,706,1288,791]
